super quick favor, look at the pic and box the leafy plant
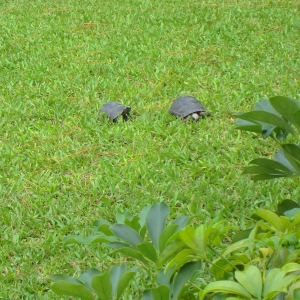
[234,96,300,181]
[51,202,204,299]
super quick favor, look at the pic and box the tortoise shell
[169,96,210,119]
[99,101,131,122]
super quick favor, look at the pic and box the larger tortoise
[99,101,131,122]
[169,96,211,121]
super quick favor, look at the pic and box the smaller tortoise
[168,96,211,121]
[99,101,131,122]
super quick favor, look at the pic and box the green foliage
[235,96,300,181]
[201,264,300,300]
[51,199,300,299]
[51,265,137,300]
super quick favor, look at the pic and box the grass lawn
[0,0,299,298]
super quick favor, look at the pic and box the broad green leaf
[173,216,192,231]
[286,281,300,300]
[263,268,284,298]
[146,202,169,249]
[254,98,281,116]
[63,233,115,245]
[282,144,300,174]
[116,211,126,223]
[235,119,263,134]
[243,166,287,176]
[274,150,298,174]
[200,281,252,299]
[50,275,94,300]
[246,158,295,175]
[156,239,187,268]
[256,209,288,233]
[294,288,300,299]
[293,109,300,130]
[285,208,300,218]
[158,224,178,252]
[110,224,143,248]
[141,290,154,300]
[237,111,295,134]
[91,272,112,300]
[172,261,202,299]
[151,285,170,300]
[165,248,197,273]
[282,263,300,273]
[137,241,158,262]
[270,96,300,125]
[138,205,151,228]
[116,267,138,299]
[80,268,102,291]
[253,174,288,181]
[277,200,300,216]
[113,247,148,264]
[107,242,131,249]
[194,225,209,255]
[110,265,126,298]
[179,226,202,252]
[222,239,251,256]
[156,268,173,287]
[124,215,141,233]
[235,265,262,299]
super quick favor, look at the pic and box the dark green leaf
[172,261,202,299]
[141,290,154,300]
[125,215,141,233]
[91,272,112,300]
[136,241,158,262]
[146,202,170,249]
[282,144,300,172]
[237,111,294,134]
[110,265,126,298]
[277,200,300,216]
[254,98,281,116]
[235,119,263,134]
[294,288,300,298]
[110,224,143,248]
[243,166,287,176]
[293,109,300,130]
[151,285,170,300]
[138,205,151,228]
[116,266,138,299]
[93,219,111,228]
[63,233,115,245]
[253,174,288,181]
[157,240,187,268]
[231,229,252,243]
[112,247,148,264]
[173,216,192,231]
[158,224,178,252]
[50,275,94,300]
[156,268,174,288]
[107,242,131,249]
[246,158,294,175]
[274,150,298,174]
[270,96,300,125]
[80,268,102,291]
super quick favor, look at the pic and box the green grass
[0,0,299,298]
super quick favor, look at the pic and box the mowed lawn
[0,0,299,298]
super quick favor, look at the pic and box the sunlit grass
[0,0,299,298]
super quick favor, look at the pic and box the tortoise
[168,96,211,121]
[99,101,131,122]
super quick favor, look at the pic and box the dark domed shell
[168,96,208,119]
[99,102,131,121]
